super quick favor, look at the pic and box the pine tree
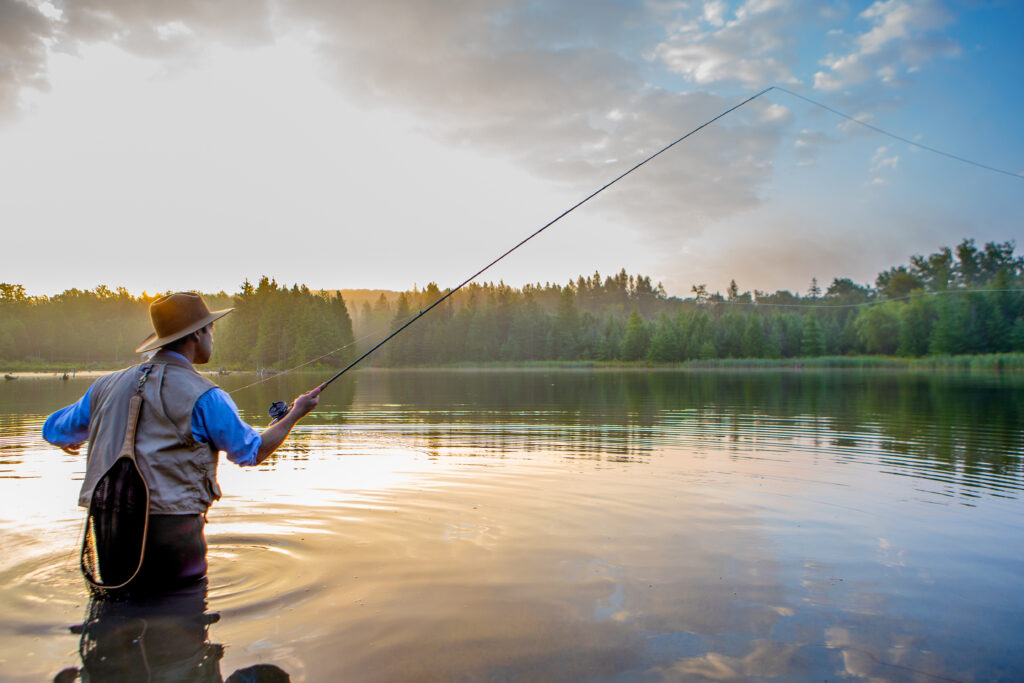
[554,288,580,359]
[801,315,825,357]
[741,316,766,358]
[1011,317,1024,352]
[727,279,739,301]
[929,295,967,355]
[647,315,681,362]
[619,309,649,361]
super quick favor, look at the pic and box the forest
[1,238,1023,369]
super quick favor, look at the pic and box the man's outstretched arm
[42,386,93,455]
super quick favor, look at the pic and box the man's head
[135,292,232,364]
[161,322,215,364]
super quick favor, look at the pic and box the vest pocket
[203,470,222,503]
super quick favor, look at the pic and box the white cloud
[0,0,795,267]
[702,0,727,27]
[813,70,843,91]
[813,0,960,91]
[653,0,801,87]
[0,0,998,297]
[735,0,787,20]
[871,145,899,172]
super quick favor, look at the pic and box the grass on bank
[440,353,1024,371]
[6,353,1024,375]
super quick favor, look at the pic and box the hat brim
[135,307,233,354]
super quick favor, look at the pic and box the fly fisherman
[42,292,320,593]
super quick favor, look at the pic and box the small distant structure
[3,373,16,381]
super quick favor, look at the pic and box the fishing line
[309,86,776,393]
[772,86,1024,181]
[226,311,421,395]
[236,286,1022,398]
[236,85,1021,401]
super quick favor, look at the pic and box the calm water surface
[1,369,1023,681]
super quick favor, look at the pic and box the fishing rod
[267,87,775,421]
[267,84,1023,421]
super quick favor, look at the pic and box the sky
[0,0,1021,299]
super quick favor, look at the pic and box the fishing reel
[268,401,290,425]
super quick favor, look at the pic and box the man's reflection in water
[53,580,290,683]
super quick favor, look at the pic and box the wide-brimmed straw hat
[135,292,233,354]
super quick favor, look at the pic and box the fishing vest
[79,351,223,514]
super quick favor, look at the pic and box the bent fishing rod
[266,87,774,421]
[267,84,1024,421]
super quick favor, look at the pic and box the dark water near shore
[1,369,1023,681]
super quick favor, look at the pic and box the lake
[1,369,1022,681]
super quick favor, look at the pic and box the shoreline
[5,352,1024,377]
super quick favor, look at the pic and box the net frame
[80,367,153,594]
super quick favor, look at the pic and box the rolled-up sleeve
[43,386,93,447]
[192,388,262,466]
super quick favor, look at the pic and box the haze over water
[1,369,1022,681]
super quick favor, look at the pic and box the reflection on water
[54,580,289,683]
[1,369,1023,681]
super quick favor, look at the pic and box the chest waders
[80,365,154,595]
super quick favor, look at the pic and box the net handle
[118,394,143,460]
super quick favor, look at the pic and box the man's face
[196,324,214,364]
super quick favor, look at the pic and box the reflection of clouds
[801,561,884,616]
[653,639,804,681]
[825,626,947,681]
[877,536,907,568]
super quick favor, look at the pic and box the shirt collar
[159,349,190,364]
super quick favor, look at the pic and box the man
[43,291,320,591]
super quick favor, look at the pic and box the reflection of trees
[343,370,1024,496]
[20,369,1024,496]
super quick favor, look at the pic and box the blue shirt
[42,357,262,466]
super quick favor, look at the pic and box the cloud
[271,0,791,239]
[871,145,899,172]
[0,0,55,116]
[652,0,802,87]
[0,0,970,273]
[0,0,786,229]
[58,0,275,56]
[703,1,728,28]
[813,0,960,92]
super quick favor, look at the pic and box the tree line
[0,278,354,369]
[1,238,1022,368]
[367,237,1024,364]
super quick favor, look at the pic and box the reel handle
[268,400,290,424]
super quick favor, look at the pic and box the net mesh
[81,447,150,591]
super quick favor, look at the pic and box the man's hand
[60,442,84,456]
[254,385,322,465]
[289,386,321,420]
